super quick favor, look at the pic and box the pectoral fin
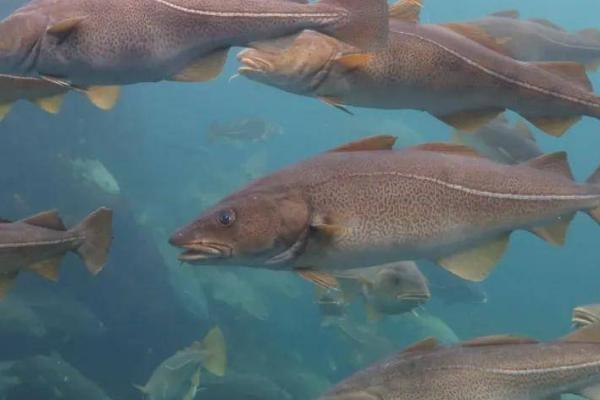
[0,272,18,299]
[33,94,65,114]
[172,49,229,82]
[437,235,510,281]
[47,16,87,37]
[522,115,581,137]
[329,135,397,152]
[30,255,64,282]
[296,269,340,290]
[434,109,504,132]
[335,53,374,71]
[85,86,120,110]
[0,103,12,121]
[530,213,575,246]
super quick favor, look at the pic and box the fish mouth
[176,242,233,262]
[396,292,431,302]
[572,308,600,327]
[237,49,274,75]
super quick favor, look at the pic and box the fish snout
[169,230,233,263]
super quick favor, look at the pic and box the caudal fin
[198,326,226,377]
[73,207,113,275]
[586,166,600,225]
[317,0,389,50]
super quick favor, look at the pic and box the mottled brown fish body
[321,333,600,400]
[473,15,600,69]
[0,0,387,85]
[170,139,600,280]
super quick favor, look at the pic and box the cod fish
[6,352,113,400]
[136,326,226,400]
[238,1,600,137]
[207,117,283,144]
[326,261,431,320]
[320,324,600,400]
[469,10,600,71]
[452,115,543,164]
[573,304,600,328]
[0,208,113,297]
[0,0,388,86]
[0,75,120,121]
[170,135,600,284]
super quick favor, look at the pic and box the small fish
[0,208,113,297]
[320,324,600,400]
[452,115,543,164]
[573,304,600,328]
[135,326,227,400]
[170,135,600,284]
[6,352,113,400]
[206,117,283,144]
[238,0,600,137]
[469,10,600,72]
[0,74,119,121]
[0,0,388,86]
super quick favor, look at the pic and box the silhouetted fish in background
[0,208,113,297]
[206,117,282,144]
[469,9,600,71]
[320,324,600,400]
[0,0,388,86]
[239,0,600,137]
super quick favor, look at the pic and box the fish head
[370,262,431,313]
[238,31,351,97]
[0,11,47,74]
[170,190,310,267]
[572,304,600,328]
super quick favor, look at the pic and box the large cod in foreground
[170,135,600,284]
[320,324,600,400]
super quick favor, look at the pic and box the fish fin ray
[74,208,113,275]
[32,94,65,114]
[533,61,593,91]
[522,115,581,137]
[21,210,66,230]
[199,326,226,377]
[402,337,440,353]
[329,135,397,152]
[530,213,575,247]
[523,151,573,179]
[296,269,340,290]
[172,49,229,82]
[434,109,504,132]
[30,255,64,282]
[412,142,482,157]
[85,86,120,110]
[440,23,511,56]
[461,335,538,347]
[437,234,510,281]
[389,0,422,23]
[489,10,519,18]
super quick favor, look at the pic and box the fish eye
[217,209,236,227]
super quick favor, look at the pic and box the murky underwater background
[1,0,600,399]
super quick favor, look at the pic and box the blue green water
[1,0,600,399]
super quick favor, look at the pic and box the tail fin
[586,166,600,224]
[198,326,226,377]
[73,207,113,275]
[317,0,389,50]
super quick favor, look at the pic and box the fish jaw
[174,241,233,263]
[573,305,600,327]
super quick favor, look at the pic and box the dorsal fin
[412,142,482,157]
[389,0,422,23]
[329,135,397,152]
[20,210,67,230]
[489,10,519,18]
[532,62,593,91]
[562,323,600,343]
[461,335,539,347]
[523,152,574,180]
[529,18,564,31]
[402,337,440,353]
[440,23,511,56]
[513,120,536,141]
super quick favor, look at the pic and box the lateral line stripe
[433,360,600,375]
[0,238,80,248]
[395,30,600,109]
